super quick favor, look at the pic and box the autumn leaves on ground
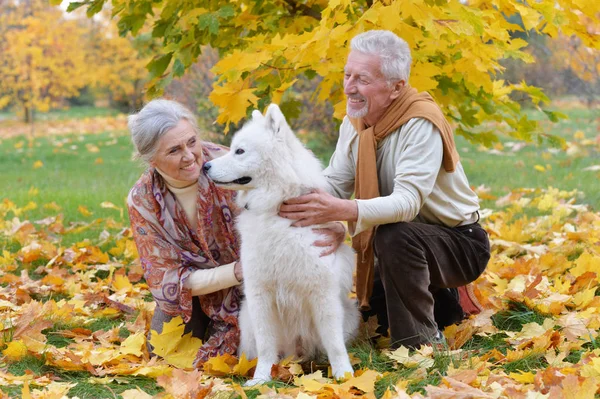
[1,104,600,399]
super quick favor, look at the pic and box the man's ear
[389,80,405,100]
[264,103,287,135]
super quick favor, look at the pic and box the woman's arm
[183,261,242,296]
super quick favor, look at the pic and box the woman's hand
[313,222,347,257]
[234,261,243,282]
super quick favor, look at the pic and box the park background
[1,0,600,398]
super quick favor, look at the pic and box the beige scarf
[349,84,460,310]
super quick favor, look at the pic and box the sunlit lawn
[1,104,599,226]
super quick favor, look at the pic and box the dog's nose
[203,162,211,172]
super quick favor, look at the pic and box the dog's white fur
[205,104,359,385]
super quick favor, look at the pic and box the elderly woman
[127,99,345,366]
[127,99,243,365]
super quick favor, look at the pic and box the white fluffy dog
[204,104,359,385]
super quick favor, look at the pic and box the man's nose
[203,162,211,172]
[344,79,356,94]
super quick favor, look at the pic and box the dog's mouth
[212,176,253,185]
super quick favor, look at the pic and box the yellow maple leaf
[204,354,234,376]
[561,373,599,398]
[119,332,146,357]
[21,381,31,399]
[32,160,43,169]
[294,370,328,392]
[209,80,259,132]
[271,79,298,105]
[112,274,133,293]
[411,61,440,92]
[3,340,28,361]
[339,369,380,393]
[570,252,600,280]
[534,164,546,172]
[572,287,596,309]
[388,345,435,368]
[100,201,123,218]
[232,352,257,376]
[149,317,203,369]
[509,371,535,383]
[78,205,93,217]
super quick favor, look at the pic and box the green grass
[503,353,548,373]
[458,106,600,211]
[0,106,121,122]
[1,106,599,230]
[491,302,549,332]
[0,131,144,230]
[1,355,163,398]
[349,342,397,373]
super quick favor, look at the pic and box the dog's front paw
[244,376,271,387]
[332,363,354,380]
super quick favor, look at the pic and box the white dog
[204,104,359,385]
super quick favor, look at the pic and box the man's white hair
[350,30,412,84]
[128,99,199,164]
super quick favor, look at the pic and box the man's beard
[346,96,369,118]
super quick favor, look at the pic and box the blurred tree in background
[0,0,89,124]
[0,0,155,121]
[85,14,153,113]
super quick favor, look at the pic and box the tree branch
[282,0,321,20]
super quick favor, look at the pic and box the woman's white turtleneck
[156,167,240,296]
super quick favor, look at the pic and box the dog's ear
[265,103,287,135]
[251,110,264,121]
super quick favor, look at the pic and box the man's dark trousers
[367,221,490,348]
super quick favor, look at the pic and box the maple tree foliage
[65,0,599,143]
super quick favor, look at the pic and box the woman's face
[151,119,202,183]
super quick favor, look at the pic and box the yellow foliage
[148,317,203,369]
[0,4,89,120]
[2,340,28,361]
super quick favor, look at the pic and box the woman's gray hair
[128,99,199,164]
[350,30,412,85]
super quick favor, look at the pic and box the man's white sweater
[323,117,480,236]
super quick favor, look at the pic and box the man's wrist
[339,198,358,222]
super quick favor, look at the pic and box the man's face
[344,50,402,126]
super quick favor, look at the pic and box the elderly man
[279,30,490,348]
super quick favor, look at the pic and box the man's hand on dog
[279,189,357,226]
[279,189,357,256]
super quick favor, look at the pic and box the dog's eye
[235,148,245,155]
